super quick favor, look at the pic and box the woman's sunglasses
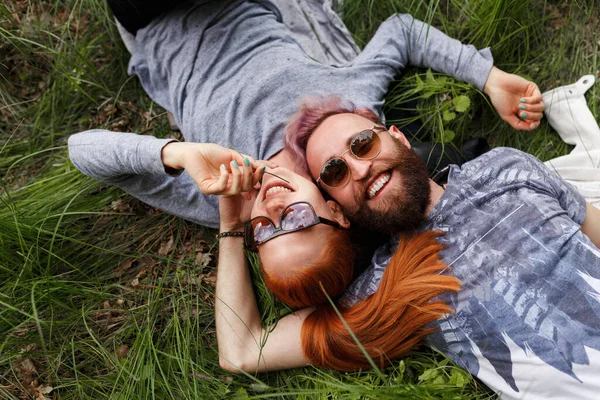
[244,202,345,250]
[316,125,387,188]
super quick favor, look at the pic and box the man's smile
[367,170,392,200]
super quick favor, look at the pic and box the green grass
[1,0,599,398]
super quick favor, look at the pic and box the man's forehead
[308,113,375,156]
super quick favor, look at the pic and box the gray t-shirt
[344,148,600,400]
[68,0,493,227]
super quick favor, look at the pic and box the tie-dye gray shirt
[343,148,600,400]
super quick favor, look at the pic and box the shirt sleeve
[353,13,494,90]
[487,148,588,225]
[68,130,221,228]
[521,151,588,225]
[340,235,399,307]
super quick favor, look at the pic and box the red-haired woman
[69,0,543,231]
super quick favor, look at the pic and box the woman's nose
[264,201,286,225]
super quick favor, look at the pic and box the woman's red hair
[261,228,354,308]
[301,231,460,370]
[261,230,459,371]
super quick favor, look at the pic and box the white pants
[543,75,600,208]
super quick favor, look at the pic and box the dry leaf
[158,235,174,256]
[114,259,134,275]
[135,268,148,280]
[37,385,53,395]
[16,358,37,376]
[110,199,132,213]
[10,325,33,337]
[23,343,37,352]
[118,345,129,359]
[34,383,53,400]
[202,269,217,288]
[195,252,211,266]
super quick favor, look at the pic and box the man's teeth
[266,186,292,196]
[368,172,391,199]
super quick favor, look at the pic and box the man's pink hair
[284,96,383,176]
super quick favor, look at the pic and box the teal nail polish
[261,167,266,172]
[520,112,528,119]
[520,99,526,103]
[244,158,251,167]
[519,105,526,110]
[232,161,239,168]
[221,164,226,170]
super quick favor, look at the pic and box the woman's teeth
[266,186,292,196]
[368,172,391,199]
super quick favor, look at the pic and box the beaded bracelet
[216,231,244,240]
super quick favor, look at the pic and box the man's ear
[389,125,411,149]
[326,200,350,229]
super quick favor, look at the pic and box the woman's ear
[326,200,351,229]
[389,125,411,149]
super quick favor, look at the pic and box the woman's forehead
[258,224,333,273]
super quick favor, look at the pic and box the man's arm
[215,231,311,372]
[581,202,600,248]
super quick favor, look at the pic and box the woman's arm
[68,131,265,228]
[483,67,544,130]
[215,190,312,373]
[354,14,493,90]
[354,14,543,130]
[68,130,177,181]
[68,130,224,227]
[215,234,312,372]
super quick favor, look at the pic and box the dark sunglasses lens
[281,203,317,231]
[351,129,380,159]
[320,158,349,187]
[246,217,275,247]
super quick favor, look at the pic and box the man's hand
[483,67,545,131]
[581,202,600,249]
[161,142,265,195]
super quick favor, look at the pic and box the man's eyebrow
[344,133,354,147]
[325,132,351,159]
[323,128,358,159]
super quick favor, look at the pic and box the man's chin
[345,142,431,233]
[347,184,430,233]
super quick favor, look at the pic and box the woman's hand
[161,142,267,195]
[483,67,545,131]
[219,190,258,232]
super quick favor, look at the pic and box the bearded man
[286,96,600,400]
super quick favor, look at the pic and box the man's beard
[343,142,431,234]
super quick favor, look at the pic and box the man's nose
[345,156,372,182]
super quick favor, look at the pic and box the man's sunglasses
[316,125,387,188]
[244,202,345,250]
